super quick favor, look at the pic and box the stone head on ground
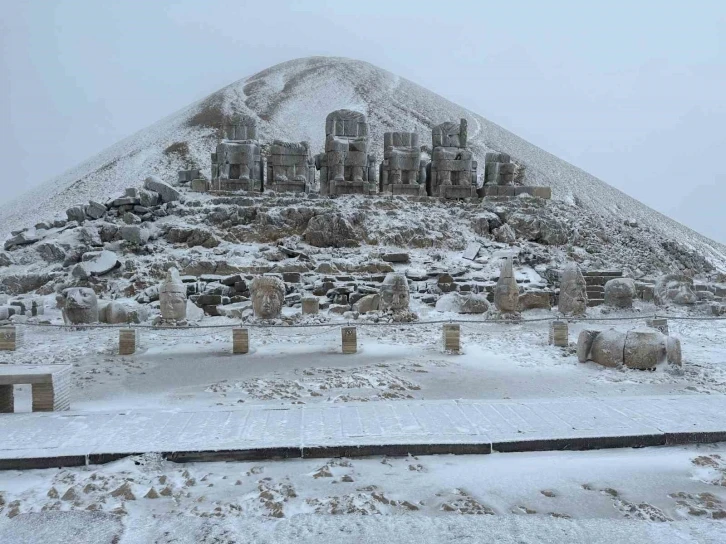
[380,273,410,312]
[250,276,286,319]
[159,267,187,321]
[62,287,99,324]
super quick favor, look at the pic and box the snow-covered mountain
[2,56,724,267]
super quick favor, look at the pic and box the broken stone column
[379,132,426,196]
[267,141,315,193]
[549,321,568,347]
[442,324,460,353]
[233,328,249,354]
[558,263,588,316]
[427,119,477,199]
[211,115,263,192]
[118,329,137,355]
[341,326,357,354]
[494,258,519,314]
[315,110,377,196]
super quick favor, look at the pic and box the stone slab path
[1,395,726,469]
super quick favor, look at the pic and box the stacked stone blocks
[267,141,315,193]
[584,271,623,307]
[0,365,72,413]
[427,119,477,199]
[380,132,426,196]
[211,115,264,192]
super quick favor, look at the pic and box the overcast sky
[1,0,724,241]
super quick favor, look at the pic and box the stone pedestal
[119,329,137,355]
[233,328,249,354]
[645,318,669,336]
[442,324,461,353]
[341,326,357,354]
[549,321,568,347]
[0,325,20,351]
[302,297,319,315]
[0,384,13,413]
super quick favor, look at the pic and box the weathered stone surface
[623,328,666,369]
[250,276,285,319]
[99,302,130,325]
[120,226,150,245]
[0,252,12,267]
[138,189,160,207]
[123,212,141,225]
[506,212,567,245]
[558,263,587,316]
[589,329,626,368]
[518,290,551,311]
[493,224,515,243]
[352,294,380,314]
[79,226,103,246]
[666,336,682,366]
[436,292,489,314]
[144,176,180,203]
[36,242,67,263]
[380,273,410,311]
[494,258,519,313]
[1,273,52,294]
[72,250,120,279]
[580,328,678,369]
[66,205,86,224]
[381,252,409,263]
[654,274,698,306]
[472,212,501,235]
[4,231,41,250]
[577,329,600,363]
[160,267,187,321]
[303,214,357,248]
[86,201,107,220]
[62,287,99,324]
[604,278,636,309]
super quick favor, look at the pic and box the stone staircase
[584,270,622,307]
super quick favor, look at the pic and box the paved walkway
[1,395,726,469]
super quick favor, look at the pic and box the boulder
[604,278,636,309]
[436,292,489,314]
[144,176,180,203]
[120,226,150,245]
[493,224,515,243]
[472,211,502,235]
[558,263,587,316]
[66,205,87,224]
[518,290,551,311]
[494,258,519,313]
[79,226,103,246]
[381,252,409,263]
[4,231,41,250]
[99,301,130,324]
[303,213,357,248]
[0,251,12,267]
[123,212,141,225]
[654,274,698,306]
[1,273,52,294]
[72,250,121,279]
[352,294,380,314]
[138,189,160,208]
[623,328,666,369]
[86,201,107,220]
[36,242,67,263]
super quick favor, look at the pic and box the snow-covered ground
[1,444,726,542]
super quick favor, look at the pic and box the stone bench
[0,365,72,413]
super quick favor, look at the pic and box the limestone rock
[494,258,519,313]
[99,301,130,324]
[79,226,103,246]
[589,329,626,368]
[436,292,489,314]
[604,278,636,309]
[381,252,409,263]
[66,205,87,224]
[36,242,67,263]
[120,226,150,245]
[85,200,107,220]
[518,290,551,311]
[4,231,41,250]
[623,328,666,369]
[654,274,698,306]
[352,293,380,314]
[472,212,502,235]
[72,250,120,279]
[303,213,357,248]
[138,189,160,208]
[0,251,12,267]
[493,224,515,243]
[558,263,587,316]
[144,176,180,203]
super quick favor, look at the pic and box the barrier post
[645,318,669,335]
[442,324,461,353]
[341,326,357,354]
[233,328,249,354]
[0,325,18,351]
[119,329,136,355]
[549,321,568,347]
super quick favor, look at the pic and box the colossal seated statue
[427,119,478,199]
[379,132,426,196]
[315,109,377,196]
[211,115,263,192]
[266,140,315,193]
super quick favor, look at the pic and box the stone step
[584,270,623,277]
[587,298,605,307]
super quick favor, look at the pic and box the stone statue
[494,258,519,313]
[211,115,263,192]
[604,278,636,308]
[380,273,410,312]
[315,109,377,196]
[427,119,477,198]
[379,132,426,196]
[267,140,315,193]
[558,263,587,316]
[577,327,682,369]
[159,267,187,322]
[62,287,99,324]
[654,274,698,306]
[250,276,285,319]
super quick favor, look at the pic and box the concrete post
[549,321,568,347]
[233,328,249,354]
[119,329,137,355]
[0,325,18,351]
[341,326,357,354]
[442,324,461,353]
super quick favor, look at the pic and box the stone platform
[1,395,725,469]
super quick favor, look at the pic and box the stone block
[645,318,669,336]
[191,179,210,192]
[233,328,249,354]
[302,297,319,315]
[341,326,357,354]
[549,321,568,347]
[442,324,460,353]
[119,329,137,355]
[532,187,552,199]
[0,325,19,351]
[0,384,13,413]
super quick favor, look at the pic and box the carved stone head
[380,273,410,311]
[250,276,285,319]
[159,267,187,321]
[63,287,99,324]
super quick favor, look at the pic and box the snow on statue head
[380,273,410,312]
[62,287,99,324]
[250,276,285,319]
[159,267,187,321]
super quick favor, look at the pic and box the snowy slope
[2,56,724,265]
